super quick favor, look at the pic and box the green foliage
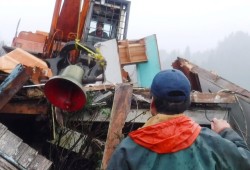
[49,91,111,170]
[81,92,111,118]
[100,108,111,117]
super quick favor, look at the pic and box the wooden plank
[0,102,48,115]
[0,124,8,138]
[0,157,18,170]
[118,39,147,65]
[12,143,29,161]
[0,65,32,110]
[172,57,250,98]
[0,131,22,157]
[0,48,52,77]
[85,84,115,91]
[27,155,52,170]
[14,143,38,169]
[191,92,236,103]
[101,83,133,170]
[0,124,52,170]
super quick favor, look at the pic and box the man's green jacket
[107,116,250,170]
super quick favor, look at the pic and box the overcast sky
[1,0,250,52]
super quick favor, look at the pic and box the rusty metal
[44,0,89,58]
[11,31,47,55]
[77,0,90,40]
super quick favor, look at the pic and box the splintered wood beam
[101,83,133,170]
[191,92,236,103]
[172,57,250,98]
[0,102,48,115]
[0,64,32,110]
[0,157,18,170]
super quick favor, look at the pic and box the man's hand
[211,118,231,133]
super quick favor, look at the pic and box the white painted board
[94,39,123,84]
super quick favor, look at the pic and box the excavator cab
[5,0,130,59]
[83,0,131,45]
[3,0,131,82]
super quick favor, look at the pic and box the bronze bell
[44,65,87,112]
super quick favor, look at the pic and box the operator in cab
[90,22,109,39]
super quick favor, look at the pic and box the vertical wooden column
[101,83,133,170]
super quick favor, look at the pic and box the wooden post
[101,83,133,170]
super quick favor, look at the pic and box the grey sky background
[1,0,250,51]
[1,0,250,89]
[128,0,250,52]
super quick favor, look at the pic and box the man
[90,22,109,38]
[107,69,250,170]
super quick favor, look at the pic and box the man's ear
[150,98,157,116]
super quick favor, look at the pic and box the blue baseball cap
[150,69,191,102]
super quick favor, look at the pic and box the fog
[1,0,250,90]
[160,31,250,91]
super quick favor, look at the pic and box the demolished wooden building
[0,37,250,169]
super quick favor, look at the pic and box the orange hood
[129,115,201,154]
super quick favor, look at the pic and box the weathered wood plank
[27,155,52,170]
[0,64,32,110]
[14,143,38,168]
[0,102,48,115]
[101,83,133,169]
[0,157,18,170]
[0,124,8,138]
[0,131,22,157]
[85,84,115,91]
[0,123,52,170]
[191,92,236,103]
[12,143,29,161]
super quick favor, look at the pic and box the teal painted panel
[137,34,161,88]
